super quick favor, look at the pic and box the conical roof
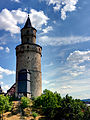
[24,15,32,28]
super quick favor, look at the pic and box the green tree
[34,89,62,108]
[34,90,90,120]
[32,112,38,120]
[53,94,87,120]
[21,96,31,109]
[0,95,12,120]
[34,89,62,118]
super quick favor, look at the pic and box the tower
[15,15,42,98]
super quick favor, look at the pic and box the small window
[27,46,29,49]
[27,30,29,34]
[27,38,29,43]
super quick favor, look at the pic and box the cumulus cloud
[5,47,10,53]
[0,9,21,34]
[0,81,3,84]
[0,34,8,45]
[0,75,3,79]
[61,0,78,20]
[0,66,15,75]
[0,8,49,34]
[30,9,49,29]
[38,36,90,46]
[61,85,72,89]
[0,46,11,53]
[42,0,78,20]
[42,26,53,34]
[11,0,20,3]
[67,50,90,77]
[2,85,9,93]
[42,80,50,84]
[0,46,4,50]
[67,50,90,64]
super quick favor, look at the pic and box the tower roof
[24,15,32,28]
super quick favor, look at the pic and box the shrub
[34,90,90,120]
[21,96,31,109]
[0,95,12,119]
[32,112,38,119]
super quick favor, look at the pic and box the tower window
[27,46,29,49]
[27,30,29,34]
[27,38,29,43]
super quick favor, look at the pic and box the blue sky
[0,0,90,99]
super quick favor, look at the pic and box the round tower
[15,16,42,98]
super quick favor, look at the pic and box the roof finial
[28,7,30,17]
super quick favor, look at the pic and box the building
[0,85,4,95]
[15,15,42,98]
[7,83,16,96]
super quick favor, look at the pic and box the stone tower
[15,15,42,98]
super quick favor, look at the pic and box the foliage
[32,112,38,119]
[21,96,31,109]
[34,89,62,118]
[34,89,90,120]
[34,89,62,108]
[0,95,12,119]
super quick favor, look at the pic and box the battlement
[16,43,42,56]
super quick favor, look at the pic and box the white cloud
[0,81,3,84]
[42,60,90,99]
[42,26,53,34]
[67,50,90,64]
[5,47,10,53]
[0,66,15,75]
[0,9,21,34]
[61,0,78,20]
[42,0,78,20]
[11,0,20,3]
[48,83,55,87]
[30,9,49,29]
[0,75,3,79]
[0,8,49,34]
[2,85,9,93]
[11,9,27,24]
[66,50,90,77]
[61,85,72,89]
[0,46,4,50]
[42,80,50,84]
[45,62,54,67]
[38,36,90,46]
[0,34,8,45]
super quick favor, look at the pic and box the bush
[0,95,12,119]
[34,89,62,108]
[32,112,38,119]
[34,90,90,120]
[21,96,31,109]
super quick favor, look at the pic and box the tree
[0,95,12,120]
[34,90,90,120]
[34,89,62,118]
[32,112,38,120]
[21,96,31,109]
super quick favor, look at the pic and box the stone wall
[16,43,42,98]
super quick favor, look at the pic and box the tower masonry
[16,16,42,98]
